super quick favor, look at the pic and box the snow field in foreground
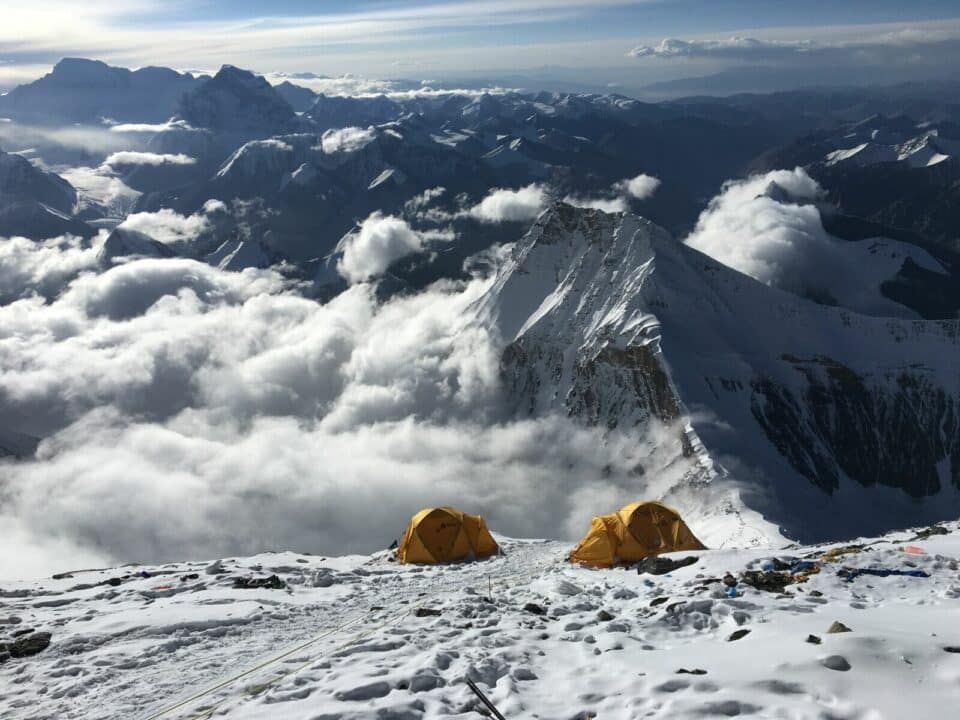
[2,527,960,719]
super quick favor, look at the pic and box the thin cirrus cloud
[0,1,638,71]
[628,21,960,66]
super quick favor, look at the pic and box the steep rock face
[478,205,680,431]
[751,355,960,498]
[477,203,960,541]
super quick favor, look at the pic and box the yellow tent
[569,500,705,567]
[396,507,499,564]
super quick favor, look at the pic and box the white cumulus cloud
[469,184,548,223]
[337,212,426,283]
[103,151,196,167]
[0,246,690,579]
[320,126,376,154]
[118,208,212,244]
[616,173,661,200]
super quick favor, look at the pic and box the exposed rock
[414,608,441,618]
[740,570,793,593]
[912,525,949,541]
[9,631,52,658]
[727,629,751,642]
[806,634,822,644]
[523,603,546,615]
[821,655,851,671]
[827,621,852,634]
[638,555,699,575]
[205,559,226,575]
[233,575,286,590]
[597,610,615,622]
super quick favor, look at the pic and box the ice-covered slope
[475,204,960,542]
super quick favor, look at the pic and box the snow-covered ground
[3,523,960,719]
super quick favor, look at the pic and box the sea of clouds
[0,229,689,580]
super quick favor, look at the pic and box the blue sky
[2,0,959,93]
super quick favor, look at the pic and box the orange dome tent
[570,501,705,567]
[396,507,499,564]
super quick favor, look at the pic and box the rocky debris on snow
[5,529,960,719]
[722,574,737,587]
[232,575,286,590]
[827,621,852,634]
[638,555,699,575]
[414,608,442,617]
[4,631,52,659]
[822,655,852,671]
[820,545,865,563]
[739,570,793,593]
[205,559,227,575]
[552,579,583,596]
[911,525,949,541]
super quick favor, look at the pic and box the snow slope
[3,524,960,719]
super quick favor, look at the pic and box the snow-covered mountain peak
[177,65,296,134]
[476,203,960,543]
[479,203,676,344]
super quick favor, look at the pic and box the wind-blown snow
[562,194,629,213]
